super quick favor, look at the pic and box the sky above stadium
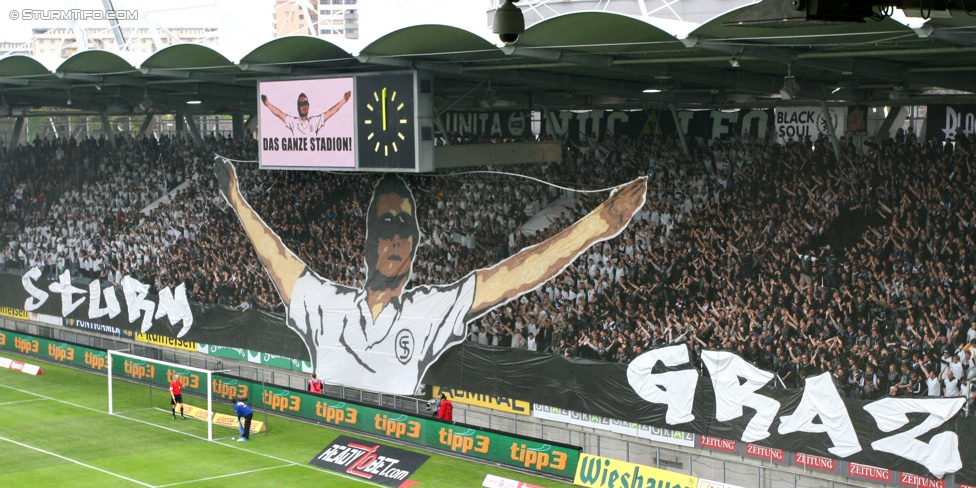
[1,0,489,59]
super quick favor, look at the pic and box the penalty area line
[0,434,155,487]
[157,464,292,487]
[0,398,47,407]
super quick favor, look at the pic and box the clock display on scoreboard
[356,72,417,170]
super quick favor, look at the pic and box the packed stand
[2,127,975,413]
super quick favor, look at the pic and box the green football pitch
[0,357,575,487]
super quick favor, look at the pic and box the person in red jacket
[308,373,323,394]
[436,393,453,421]
[170,374,185,420]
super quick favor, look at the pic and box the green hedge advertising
[0,329,580,479]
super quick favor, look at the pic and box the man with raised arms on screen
[261,91,351,136]
[215,159,646,395]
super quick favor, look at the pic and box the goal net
[108,350,239,441]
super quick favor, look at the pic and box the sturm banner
[0,271,308,360]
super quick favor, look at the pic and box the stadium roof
[1,2,975,117]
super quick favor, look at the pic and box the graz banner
[8,264,976,483]
[426,344,976,484]
[310,435,430,487]
[925,105,976,141]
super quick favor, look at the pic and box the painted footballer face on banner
[364,176,420,293]
[375,205,413,278]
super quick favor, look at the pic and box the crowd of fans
[2,124,975,411]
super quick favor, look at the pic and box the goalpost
[108,350,235,441]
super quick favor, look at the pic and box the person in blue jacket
[231,398,254,442]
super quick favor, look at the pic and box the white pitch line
[0,382,385,487]
[0,398,46,407]
[0,434,155,487]
[157,464,292,487]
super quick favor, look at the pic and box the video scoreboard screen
[257,71,434,172]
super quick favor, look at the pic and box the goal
[108,350,235,441]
